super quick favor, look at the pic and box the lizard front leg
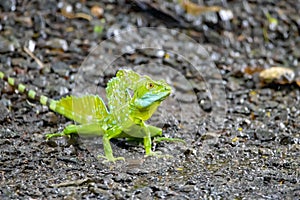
[46,124,125,162]
[146,124,185,144]
[144,125,155,155]
[144,123,184,158]
[99,127,125,163]
[143,124,171,158]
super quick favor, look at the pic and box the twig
[23,46,45,69]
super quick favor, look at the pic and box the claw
[45,132,66,140]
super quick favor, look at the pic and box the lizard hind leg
[45,124,79,139]
[46,123,105,139]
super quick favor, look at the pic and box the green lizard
[0,69,177,162]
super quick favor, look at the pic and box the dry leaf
[91,5,104,18]
[259,66,295,84]
[179,0,222,16]
[244,66,264,75]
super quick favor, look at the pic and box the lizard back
[106,69,140,123]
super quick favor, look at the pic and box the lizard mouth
[151,90,171,101]
[158,90,171,100]
[133,90,171,109]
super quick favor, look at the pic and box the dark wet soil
[0,0,299,199]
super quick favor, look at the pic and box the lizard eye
[147,82,155,89]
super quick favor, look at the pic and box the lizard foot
[45,132,66,140]
[97,155,125,163]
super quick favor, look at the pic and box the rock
[51,61,70,77]
[0,36,15,53]
[45,38,68,51]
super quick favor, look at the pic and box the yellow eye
[147,82,154,89]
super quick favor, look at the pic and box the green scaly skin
[0,69,183,162]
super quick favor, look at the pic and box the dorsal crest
[106,69,140,117]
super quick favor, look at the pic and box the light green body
[0,69,176,162]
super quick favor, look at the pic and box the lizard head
[129,75,172,121]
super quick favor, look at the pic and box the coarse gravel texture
[0,0,299,199]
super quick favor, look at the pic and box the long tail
[0,71,109,124]
[0,71,58,111]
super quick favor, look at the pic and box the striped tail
[0,71,58,111]
[0,71,109,124]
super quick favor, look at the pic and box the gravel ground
[0,0,299,199]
